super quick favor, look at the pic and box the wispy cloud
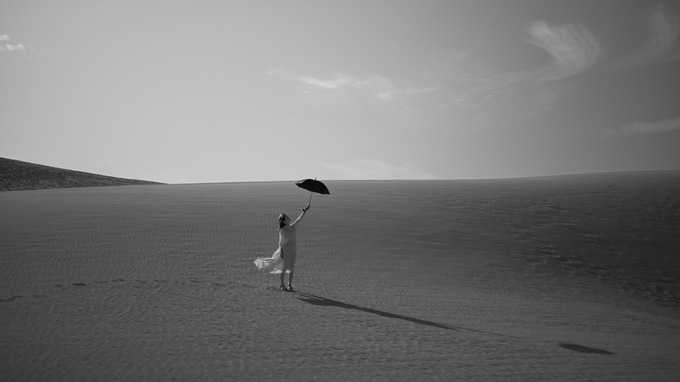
[388,51,502,107]
[267,47,564,133]
[0,44,30,52]
[527,21,602,81]
[377,47,572,132]
[266,21,604,133]
[297,75,354,90]
[609,117,680,137]
[0,33,38,56]
[377,87,441,101]
[268,69,399,107]
[616,4,680,68]
[319,160,435,180]
[380,22,603,129]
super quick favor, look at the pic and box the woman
[254,204,310,291]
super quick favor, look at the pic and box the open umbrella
[295,178,330,206]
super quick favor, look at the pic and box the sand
[0,157,162,191]
[1,172,679,381]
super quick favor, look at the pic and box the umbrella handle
[307,177,316,207]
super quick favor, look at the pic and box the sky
[2,0,680,183]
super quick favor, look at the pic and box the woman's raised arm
[291,204,310,227]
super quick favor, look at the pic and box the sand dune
[0,157,162,191]
[1,172,679,380]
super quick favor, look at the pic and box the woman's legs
[287,269,294,288]
[278,269,294,291]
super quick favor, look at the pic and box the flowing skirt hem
[253,248,293,274]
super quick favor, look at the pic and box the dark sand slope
[0,157,162,191]
[1,172,679,381]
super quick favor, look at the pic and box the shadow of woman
[558,343,615,355]
[295,291,518,339]
[296,292,616,353]
[296,291,454,330]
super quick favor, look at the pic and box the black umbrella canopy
[296,178,330,206]
[296,178,330,195]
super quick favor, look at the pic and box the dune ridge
[1,172,679,380]
[0,157,162,191]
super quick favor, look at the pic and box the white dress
[254,210,306,274]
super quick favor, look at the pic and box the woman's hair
[278,213,288,229]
